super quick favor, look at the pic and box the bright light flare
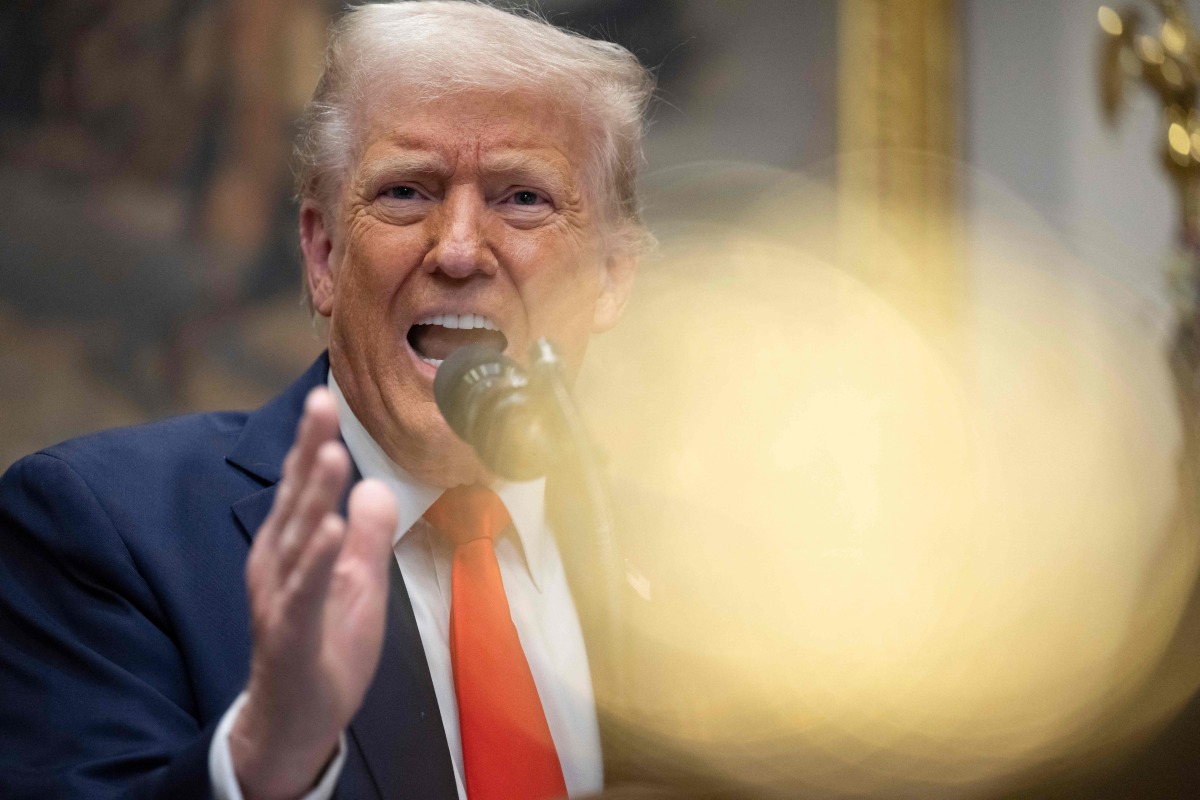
[576,162,1197,797]
[1098,7,1123,38]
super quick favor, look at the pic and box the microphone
[437,341,626,657]
[433,343,556,480]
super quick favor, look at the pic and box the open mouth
[407,313,509,366]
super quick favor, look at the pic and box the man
[0,2,653,798]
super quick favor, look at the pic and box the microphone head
[434,345,551,479]
[433,344,520,441]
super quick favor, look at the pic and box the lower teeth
[421,357,444,367]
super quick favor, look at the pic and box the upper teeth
[416,313,498,330]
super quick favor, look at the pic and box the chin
[330,344,488,487]
[388,405,487,488]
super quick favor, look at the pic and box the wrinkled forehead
[335,79,606,207]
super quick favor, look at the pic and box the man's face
[301,89,635,486]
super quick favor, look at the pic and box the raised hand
[230,387,397,800]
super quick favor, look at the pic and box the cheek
[502,232,540,266]
[339,226,422,308]
[522,261,604,351]
[508,222,602,289]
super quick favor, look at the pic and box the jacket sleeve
[0,452,219,800]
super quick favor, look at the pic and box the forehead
[352,88,593,189]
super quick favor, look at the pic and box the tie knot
[424,484,512,547]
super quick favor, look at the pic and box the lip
[403,309,512,381]
[404,337,441,381]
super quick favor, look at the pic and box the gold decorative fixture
[1100,0,1200,479]
[1100,1,1200,310]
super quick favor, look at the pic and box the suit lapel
[226,355,326,543]
[225,354,457,800]
[231,486,278,544]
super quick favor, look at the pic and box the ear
[300,200,337,318]
[592,249,638,333]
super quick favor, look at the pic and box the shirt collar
[328,370,551,590]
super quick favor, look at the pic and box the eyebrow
[355,152,451,191]
[479,150,575,198]
[354,148,578,198]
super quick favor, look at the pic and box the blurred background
[4,0,1200,797]
[0,0,1179,463]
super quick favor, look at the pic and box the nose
[423,187,498,279]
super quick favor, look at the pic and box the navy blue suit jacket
[0,355,461,799]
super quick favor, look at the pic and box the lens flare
[577,160,1198,798]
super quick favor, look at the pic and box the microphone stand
[527,339,629,714]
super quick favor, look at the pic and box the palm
[234,388,397,798]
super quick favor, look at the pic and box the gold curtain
[838,0,962,332]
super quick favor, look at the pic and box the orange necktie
[424,485,568,800]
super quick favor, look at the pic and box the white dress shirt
[210,373,603,800]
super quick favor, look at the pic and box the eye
[383,185,420,200]
[508,189,547,207]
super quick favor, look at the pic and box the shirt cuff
[208,692,348,800]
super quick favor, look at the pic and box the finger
[276,440,350,581]
[341,479,399,590]
[278,389,341,523]
[259,388,341,554]
[300,387,341,451]
[282,511,346,640]
[253,449,297,554]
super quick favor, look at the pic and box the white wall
[964,0,1183,498]
[965,0,1177,323]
